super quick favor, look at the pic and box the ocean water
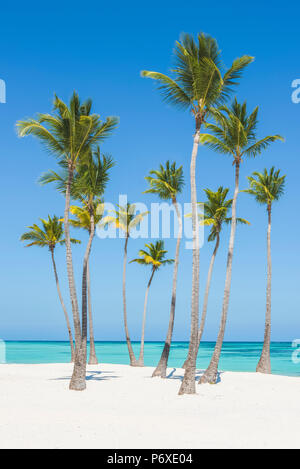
[2,341,300,377]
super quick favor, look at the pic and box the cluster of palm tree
[141,32,284,394]
[18,31,285,395]
[19,94,119,391]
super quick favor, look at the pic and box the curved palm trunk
[256,205,272,374]
[136,268,155,367]
[87,261,99,365]
[200,162,240,385]
[182,233,220,369]
[179,131,201,395]
[64,168,81,354]
[123,236,138,366]
[70,214,95,391]
[50,249,75,362]
[152,200,182,378]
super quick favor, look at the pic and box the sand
[0,363,299,449]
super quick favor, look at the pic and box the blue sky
[0,0,299,342]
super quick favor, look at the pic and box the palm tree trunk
[70,213,95,391]
[179,131,201,395]
[50,248,75,362]
[256,205,272,374]
[200,162,240,385]
[136,268,155,367]
[182,233,220,369]
[87,261,99,365]
[123,236,138,366]
[152,200,182,378]
[64,168,81,353]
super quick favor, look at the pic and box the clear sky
[0,0,299,342]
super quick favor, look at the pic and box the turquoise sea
[1,341,300,377]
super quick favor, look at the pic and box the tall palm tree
[69,200,105,365]
[130,241,174,367]
[101,204,148,366]
[144,161,184,378]
[66,149,114,386]
[182,187,249,369]
[199,100,283,384]
[243,168,285,374]
[141,33,253,395]
[17,93,118,391]
[20,216,80,361]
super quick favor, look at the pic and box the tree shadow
[166,368,177,379]
[86,370,120,382]
[165,369,223,384]
[50,370,120,382]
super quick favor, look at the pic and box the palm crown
[200,98,283,162]
[200,187,249,241]
[71,148,114,209]
[40,147,114,205]
[101,203,149,237]
[144,161,184,201]
[69,201,105,233]
[243,167,286,207]
[141,33,253,127]
[21,215,80,251]
[17,92,118,170]
[130,241,174,270]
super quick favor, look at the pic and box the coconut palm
[199,100,283,384]
[20,216,80,361]
[100,204,149,366]
[182,187,249,369]
[144,161,184,378]
[67,150,113,384]
[69,200,105,365]
[130,241,174,366]
[41,148,113,383]
[17,93,118,391]
[142,32,253,395]
[243,168,285,374]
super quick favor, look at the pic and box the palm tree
[182,187,249,369]
[144,161,184,378]
[243,168,285,374]
[20,216,80,361]
[17,93,118,391]
[199,100,283,384]
[141,33,253,395]
[69,199,105,365]
[101,204,148,366]
[130,241,174,367]
[66,149,114,384]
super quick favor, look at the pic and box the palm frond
[243,135,284,158]
[220,56,254,102]
[141,71,191,109]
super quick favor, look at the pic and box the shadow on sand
[166,368,223,384]
[50,369,120,382]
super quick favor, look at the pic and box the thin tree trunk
[50,248,75,362]
[182,233,220,369]
[123,236,138,366]
[200,162,240,385]
[70,213,95,391]
[152,200,182,378]
[179,131,201,395]
[87,261,99,365]
[136,269,155,367]
[64,168,81,354]
[256,205,272,374]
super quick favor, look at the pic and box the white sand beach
[0,363,299,449]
